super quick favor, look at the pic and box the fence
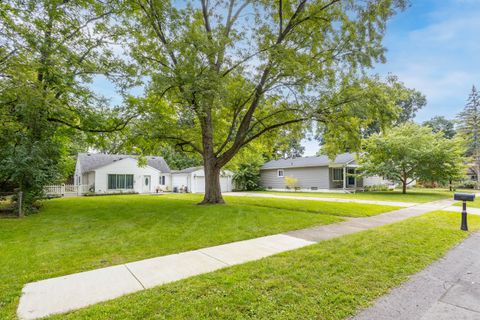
[44,184,89,197]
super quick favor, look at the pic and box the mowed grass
[166,194,401,217]
[51,211,480,320]
[1,194,391,319]
[258,188,460,203]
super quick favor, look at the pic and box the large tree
[0,0,134,210]
[123,0,407,204]
[360,123,466,194]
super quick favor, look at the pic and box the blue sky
[303,0,480,155]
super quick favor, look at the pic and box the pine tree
[458,85,480,183]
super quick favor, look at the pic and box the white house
[74,153,171,194]
[73,154,233,194]
[171,166,234,193]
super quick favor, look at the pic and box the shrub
[284,176,299,190]
[364,184,390,192]
[457,180,478,189]
[232,164,262,191]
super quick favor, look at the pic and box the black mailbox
[454,193,476,231]
[454,193,476,202]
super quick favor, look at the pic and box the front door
[143,175,151,193]
[347,168,356,187]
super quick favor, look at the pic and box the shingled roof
[260,153,357,170]
[77,153,171,174]
[174,166,204,174]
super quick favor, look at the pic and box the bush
[457,180,478,189]
[364,184,390,192]
[284,176,299,190]
[232,164,262,191]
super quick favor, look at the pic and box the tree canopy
[122,0,408,203]
[360,123,466,193]
[0,0,134,210]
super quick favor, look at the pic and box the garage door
[172,175,188,190]
[194,176,230,193]
[194,176,205,193]
[220,177,231,192]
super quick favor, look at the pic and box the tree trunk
[200,159,224,204]
[401,171,407,194]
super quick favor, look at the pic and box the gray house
[260,153,386,191]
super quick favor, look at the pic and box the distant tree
[458,86,480,155]
[423,116,456,139]
[457,85,480,183]
[362,82,426,136]
[360,123,466,194]
[271,125,306,159]
[156,146,202,170]
[396,90,427,123]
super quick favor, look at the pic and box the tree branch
[47,114,137,133]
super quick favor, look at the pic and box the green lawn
[50,211,479,320]
[166,194,401,217]
[258,188,461,203]
[453,196,480,208]
[0,194,398,319]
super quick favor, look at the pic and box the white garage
[171,166,233,193]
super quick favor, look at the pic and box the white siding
[158,174,172,191]
[82,172,95,188]
[74,159,82,185]
[172,169,233,193]
[93,158,161,194]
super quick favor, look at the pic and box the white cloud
[374,0,480,121]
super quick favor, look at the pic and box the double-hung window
[159,175,166,185]
[277,169,284,177]
[332,168,344,182]
[108,174,134,189]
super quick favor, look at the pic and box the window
[332,168,344,182]
[277,169,284,177]
[159,176,166,185]
[108,174,134,189]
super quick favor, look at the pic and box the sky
[302,0,480,155]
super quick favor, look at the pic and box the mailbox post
[454,193,476,231]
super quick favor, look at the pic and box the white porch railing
[44,184,89,196]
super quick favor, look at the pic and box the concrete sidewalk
[224,192,418,207]
[17,199,455,320]
[351,231,480,320]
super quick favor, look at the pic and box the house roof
[77,153,171,173]
[175,166,204,174]
[172,166,234,176]
[260,153,357,170]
